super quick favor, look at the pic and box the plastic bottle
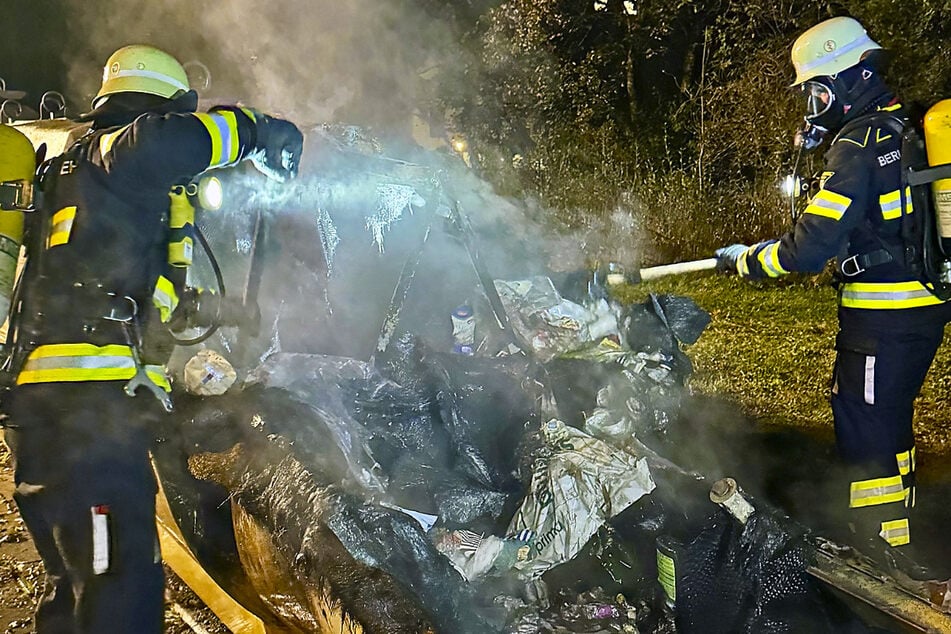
[451,304,475,355]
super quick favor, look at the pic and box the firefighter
[0,45,303,633]
[715,17,951,582]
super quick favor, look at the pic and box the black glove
[251,114,303,182]
[793,122,827,151]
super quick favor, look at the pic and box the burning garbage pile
[153,127,875,633]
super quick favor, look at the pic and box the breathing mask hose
[168,223,225,346]
[789,142,804,228]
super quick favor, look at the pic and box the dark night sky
[7,1,72,112]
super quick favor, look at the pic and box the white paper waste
[183,349,237,396]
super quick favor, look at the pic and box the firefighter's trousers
[831,303,951,549]
[3,382,165,634]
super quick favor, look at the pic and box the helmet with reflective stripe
[790,17,881,86]
[93,45,189,108]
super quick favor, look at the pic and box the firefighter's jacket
[739,104,948,310]
[14,106,259,388]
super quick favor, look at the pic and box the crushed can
[451,304,475,355]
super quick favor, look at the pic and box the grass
[614,270,951,457]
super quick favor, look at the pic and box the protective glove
[714,243,750,274]
[249,113,304,182]
[793,122,827,151]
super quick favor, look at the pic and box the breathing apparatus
[0,126,35,325]
[166,175,230,345]
[921,100,951,286]
[783,69,890,227]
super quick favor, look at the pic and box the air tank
[923,100,951,254]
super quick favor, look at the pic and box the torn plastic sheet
[494,277,622,362]
[544,343,684,444]
[315,202,340,274]
[508,419,655,578]
[367,336,533,525]
[647,294,710,346]
[187,435,497,633]
[243,352,388,495]
[386,503,439,532]
[367,183,426,252]
[578,351,683,441]
[622,294,710,379]
[242,344,530,532]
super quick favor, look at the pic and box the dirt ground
[0,442,228,634]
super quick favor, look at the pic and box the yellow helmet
[0,125,36,211]
[93,45,189,108]
[790,17,881,86]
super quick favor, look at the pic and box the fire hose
[630,257,719,283]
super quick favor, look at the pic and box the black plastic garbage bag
[622,293,710,380]
[676,507,843,634]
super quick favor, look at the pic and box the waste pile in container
[153,125,879,633]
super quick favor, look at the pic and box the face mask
[801,79,844,132]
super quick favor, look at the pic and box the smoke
[51,0,645,282]
[58,0,449,133]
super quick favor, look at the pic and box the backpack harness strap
[834,113,910,278]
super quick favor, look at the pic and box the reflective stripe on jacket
[16,343,170,391]
[839,280,946,309]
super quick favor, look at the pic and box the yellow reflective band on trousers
[757,242,788,278]
[804,189,851,221]
[879,518,911,546]
[896,447,916,476]
[16,343,170,391]
[194,111,240,169]
[849,474,906,508]
[152,275,179,323]
[840,281,947,309]
[47,206,77,248]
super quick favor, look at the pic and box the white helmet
[790,17,881,86]
[93,45,189,108]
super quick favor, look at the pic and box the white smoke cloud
[54,0,647,362]
[60,0,449,133]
